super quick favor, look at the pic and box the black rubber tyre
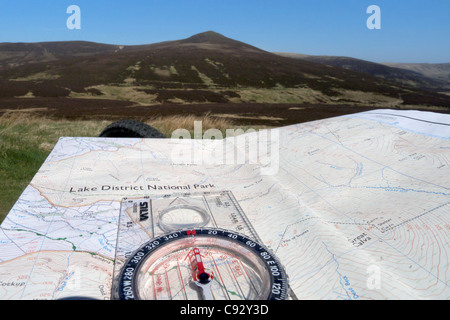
[99,119,166,138]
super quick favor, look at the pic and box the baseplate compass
[112,191,290,300]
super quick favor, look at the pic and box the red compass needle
[186,247,214,300]
[186,248,213,282]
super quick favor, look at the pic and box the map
[0,109,449,300]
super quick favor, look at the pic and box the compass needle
[117,229,288,300]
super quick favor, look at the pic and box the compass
[117,228,288,300]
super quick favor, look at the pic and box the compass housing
[117,228,288,300]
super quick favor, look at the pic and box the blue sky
[0,0,449,63]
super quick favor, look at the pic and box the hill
[0,31,449,123]
[382,62,450,85]
[0,41,122,69]
[275,52,450,93]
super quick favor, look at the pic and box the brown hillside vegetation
[0,31,449,124]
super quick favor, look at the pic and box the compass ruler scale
[112,191,290,300]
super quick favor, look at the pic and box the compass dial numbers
[118,229,288,300]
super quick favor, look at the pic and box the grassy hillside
[275,52,450,93]
[1,31,449,108]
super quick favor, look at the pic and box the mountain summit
[172,31,266,53]
[183,31,231,43]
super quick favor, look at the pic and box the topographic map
[0,109,448,300]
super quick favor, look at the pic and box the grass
[78,84,159,104]
[11,71,60,81]
[0,112,235,224]
[147,113,234,138]
[0,113,109,223]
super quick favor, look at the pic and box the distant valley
[274,52,450,94]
